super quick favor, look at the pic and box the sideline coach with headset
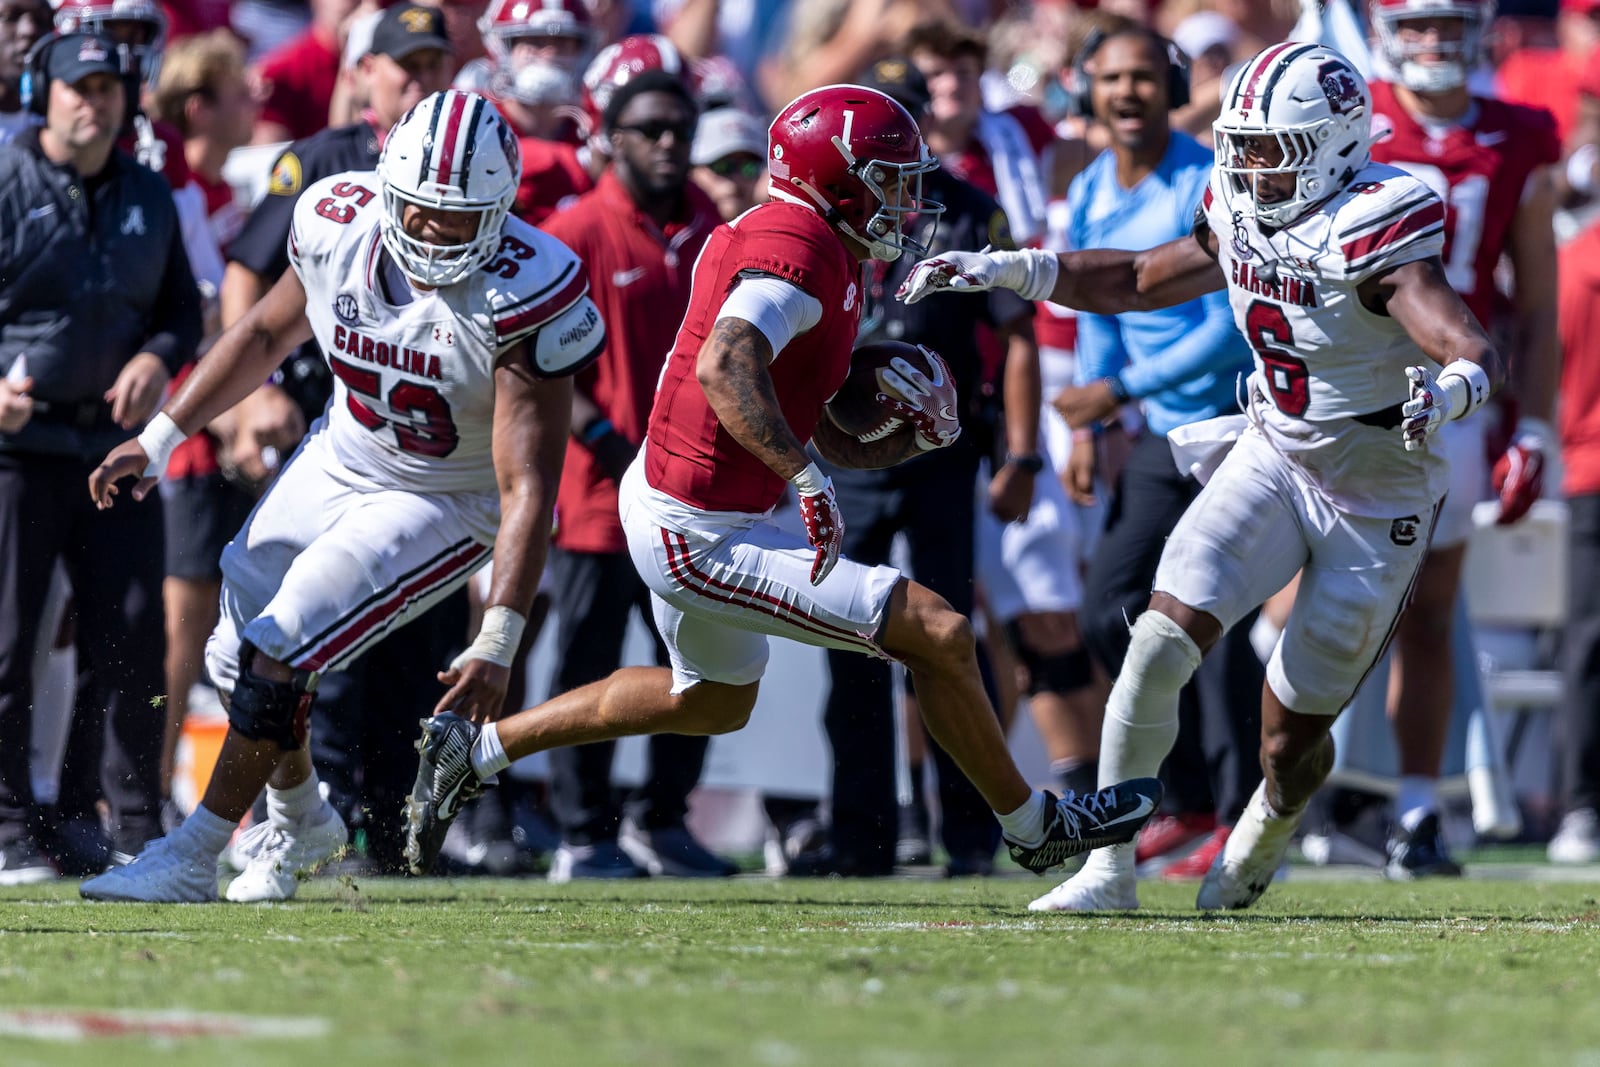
[0,30,200,882]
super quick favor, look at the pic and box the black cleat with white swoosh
[1005,779,1164,875]
[403,712,489,876]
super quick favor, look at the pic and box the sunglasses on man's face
[616,120,696,143]
[706,155,763,180]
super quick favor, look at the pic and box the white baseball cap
[691,107,766,167]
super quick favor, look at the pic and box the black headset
[1067,26,1192,120]
[20,31,133,117]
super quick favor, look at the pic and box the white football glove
[897,249,1007,304]
[1400,365,1449,452]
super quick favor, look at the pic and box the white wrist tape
[136,412,187,478]
[790,461,828,496]
[1568,143,1599,198]
[1436,360,1492,422]
[1518,416,1553,447]
[995,249,1062,303]
[451,605,526,670]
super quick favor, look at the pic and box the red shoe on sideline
[1134,812,1217,866]
[1162,825,1232,880]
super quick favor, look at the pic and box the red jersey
[515,135,594,225]
[119,115,190,190]
[645,202,863,514]
[1497,46,1585,144]
[542,171,718,552]
[257,29,340,142]
[1560,223,1600,496]
[1369,81,1559,327]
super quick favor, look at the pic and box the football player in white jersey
[899,44,1505,911]
[78,90,605,903]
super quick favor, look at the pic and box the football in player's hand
[825,341,938,442]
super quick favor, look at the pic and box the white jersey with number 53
[1201,161,1448,516]
[288,170,602,494]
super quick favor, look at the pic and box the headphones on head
[1067,26,1191,120]
[20,31,133,118]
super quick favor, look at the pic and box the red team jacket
[542,170,719,552]
[645,201,863,515]
[1368,80,1559,329]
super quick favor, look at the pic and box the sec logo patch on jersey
[334,293,360,326]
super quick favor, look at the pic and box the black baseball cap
[860,56,931,117]
[369,4,451,61]
[47,32,126,87]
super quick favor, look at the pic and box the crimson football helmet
[54,0,165,88]
[479,0,595,106]
[766,84,942,262]
[1214,44,1373,227]
[378,91,521,287]
[1372,0,1494,92]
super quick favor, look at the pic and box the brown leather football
[824,340,942,442]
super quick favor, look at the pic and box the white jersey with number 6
[1201,161,1448,517]
[288,169,601,494]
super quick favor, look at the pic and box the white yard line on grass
[0,1008,331,1042]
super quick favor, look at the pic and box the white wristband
[1437,360,1492,422]
[995,249,1062,302]
[135,411,187,478]
[789,461,828,496]
[450,605,526,671]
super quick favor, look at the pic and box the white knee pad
[1098,611,1204,791]
[1120,610,1203,702]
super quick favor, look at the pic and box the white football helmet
[378,91,521,287]
[54,0,166,88]
[1214,44,1373,228]
[1371,0,1494,93]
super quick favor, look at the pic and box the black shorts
[160,472,256,582]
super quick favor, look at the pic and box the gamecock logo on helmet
[1318,61,1363,115]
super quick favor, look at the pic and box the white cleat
[1028,860,1139,912]
[1196,784,1302,911]
[80,837,219,903]
[225,805,349,903]
[221,819,278,874]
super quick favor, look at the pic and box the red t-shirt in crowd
[645,201,863,515]
[1560,222,1600,496]
[541,170,719,551]
[515,135,594,225]
[257,29,340,141]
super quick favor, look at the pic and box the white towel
[973,109,1047,246]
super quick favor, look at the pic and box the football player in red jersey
[1366,0,1561,878]
[404,84,1165,883]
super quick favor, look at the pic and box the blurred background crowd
[1,0,1596,888]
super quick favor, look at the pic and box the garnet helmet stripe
[434,90,470,187]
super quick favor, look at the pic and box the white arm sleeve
[716,274,824,362]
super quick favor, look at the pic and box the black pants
[0,453,166,851]
[547,547,709,844]
[308,589,469,870]
[820,448,1001,870]
[1561,493,1600,814]
[1081,432,1263,824]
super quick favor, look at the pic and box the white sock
[995,790,1048,847]
[470,721,510,778]
[173,804,236,859]
[266,774,323,828]
[1396,776,1437,832]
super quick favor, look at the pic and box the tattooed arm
[696,317,815,479]
[811,411,921,469]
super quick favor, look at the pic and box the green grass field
[2,871,1598,1067]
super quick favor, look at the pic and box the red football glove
[791,463,844,585]
[1491,420,1549,526]
[878,346,961,451]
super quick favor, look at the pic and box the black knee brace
[1005,620,1094,696]
[228,642,319,750]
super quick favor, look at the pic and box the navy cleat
[1384,813,1463,880]
[403,713,489,876]
[1005,779,1163,875]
